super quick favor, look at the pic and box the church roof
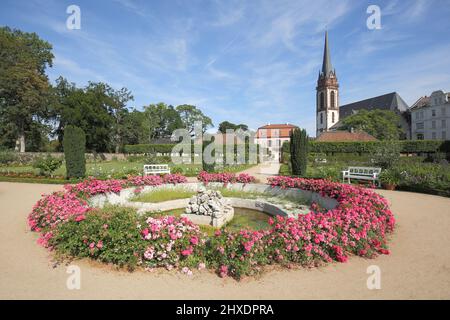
[316,130,377,142]
[321,31,333,77]
[339,92,409,119]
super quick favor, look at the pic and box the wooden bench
[143,164,170,176]
[341,166,381,186]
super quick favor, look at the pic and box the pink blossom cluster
[64,178,124,197]
[162,173,188,184]
[197,171,256,185]
[266,176,395,257]
[209,176,395,278]
[140,215,205,270]
[28,174,189,247]
[28,191,90,233]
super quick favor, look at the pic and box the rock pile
[183,188,234,227]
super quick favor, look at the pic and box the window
[442,107,446,116]
[420,111,424,119]
[432,132,436,140]
[432,109,436,117]
[415,112,419,120]
[320,92,324,109]
[432,120,436,129]
[330,91,335,108]
[268,140,272,147]
[320,113,323,124]
[416,122,424,130]
[417,133,424,140]
[332,112,335,123]
[442,132,447,140]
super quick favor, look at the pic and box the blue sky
[1,0,450,136]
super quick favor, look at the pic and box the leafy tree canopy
[176,104,213,136]
[340,110,403,140]
[0,26,54,152]
[218,121,248,133]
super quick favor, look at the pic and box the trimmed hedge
[63,125,86,178]
[282,140,450,155]
[124,143,261,153]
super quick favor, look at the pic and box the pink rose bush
[140,215,205,270]
[28,174,189,248]
[198,171,256,185]
[28,191,90,233]
[28,173,395,280]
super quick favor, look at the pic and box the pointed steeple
[321,30,333,77]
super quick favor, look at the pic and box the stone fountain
[181,187,234,227]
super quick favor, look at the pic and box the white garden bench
[342,166,381,186]
[143,164,170,176]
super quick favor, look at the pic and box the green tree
[218,121,248,133]
[141,103,183,142]
[290,128,308,176]
[52,78,122,152]
[176,104,213,137]
[0,27,54,152]
[63,125,86,178]
[109,87,133,153]
[340,110,403,140]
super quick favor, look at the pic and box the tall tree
[52,78,125,152]
[141,103,183,142]
[290,128,308,177]
[218,121,249,133]
[176,104,213,137]
[0,27,54,152]
[109,87,133,153]
[340,110,403,140]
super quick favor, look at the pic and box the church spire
[321,30,333,77]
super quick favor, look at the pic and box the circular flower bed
[28,173,395,280]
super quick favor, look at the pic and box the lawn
[132,188,196,203]
[0,160,257,180]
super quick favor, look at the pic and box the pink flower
[75,215,86,222]
[219,265,228,278]
[181,246,193,256]
[190,236,199,245]
[96,240,103,249]
[198,262,206,270]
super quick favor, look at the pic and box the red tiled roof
[258,123,298,129]
[256,124,299,139]
[316,131,377,142]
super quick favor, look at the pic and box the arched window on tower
[331,91,335,109]
[320,92,324,109]
[332,112,335,123]
[320,113,323,124]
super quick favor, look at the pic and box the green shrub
[392,163,450,196]
[51,207,146,270]
[379,168,401,185]
[370,141,401,169]
[32,155,63,176]
[290,128,308,176]
[0,150,18,165]
[63,125,86,178]
[283,140,450,154]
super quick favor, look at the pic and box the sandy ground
[1,181,450,299]
[237,162,281,183]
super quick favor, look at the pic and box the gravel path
[1,181,449,299]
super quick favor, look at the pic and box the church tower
[316,31,339,137]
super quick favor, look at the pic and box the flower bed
[28,174,395,280]
[197,171,256,185]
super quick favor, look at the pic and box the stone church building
[316,31,411,139]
